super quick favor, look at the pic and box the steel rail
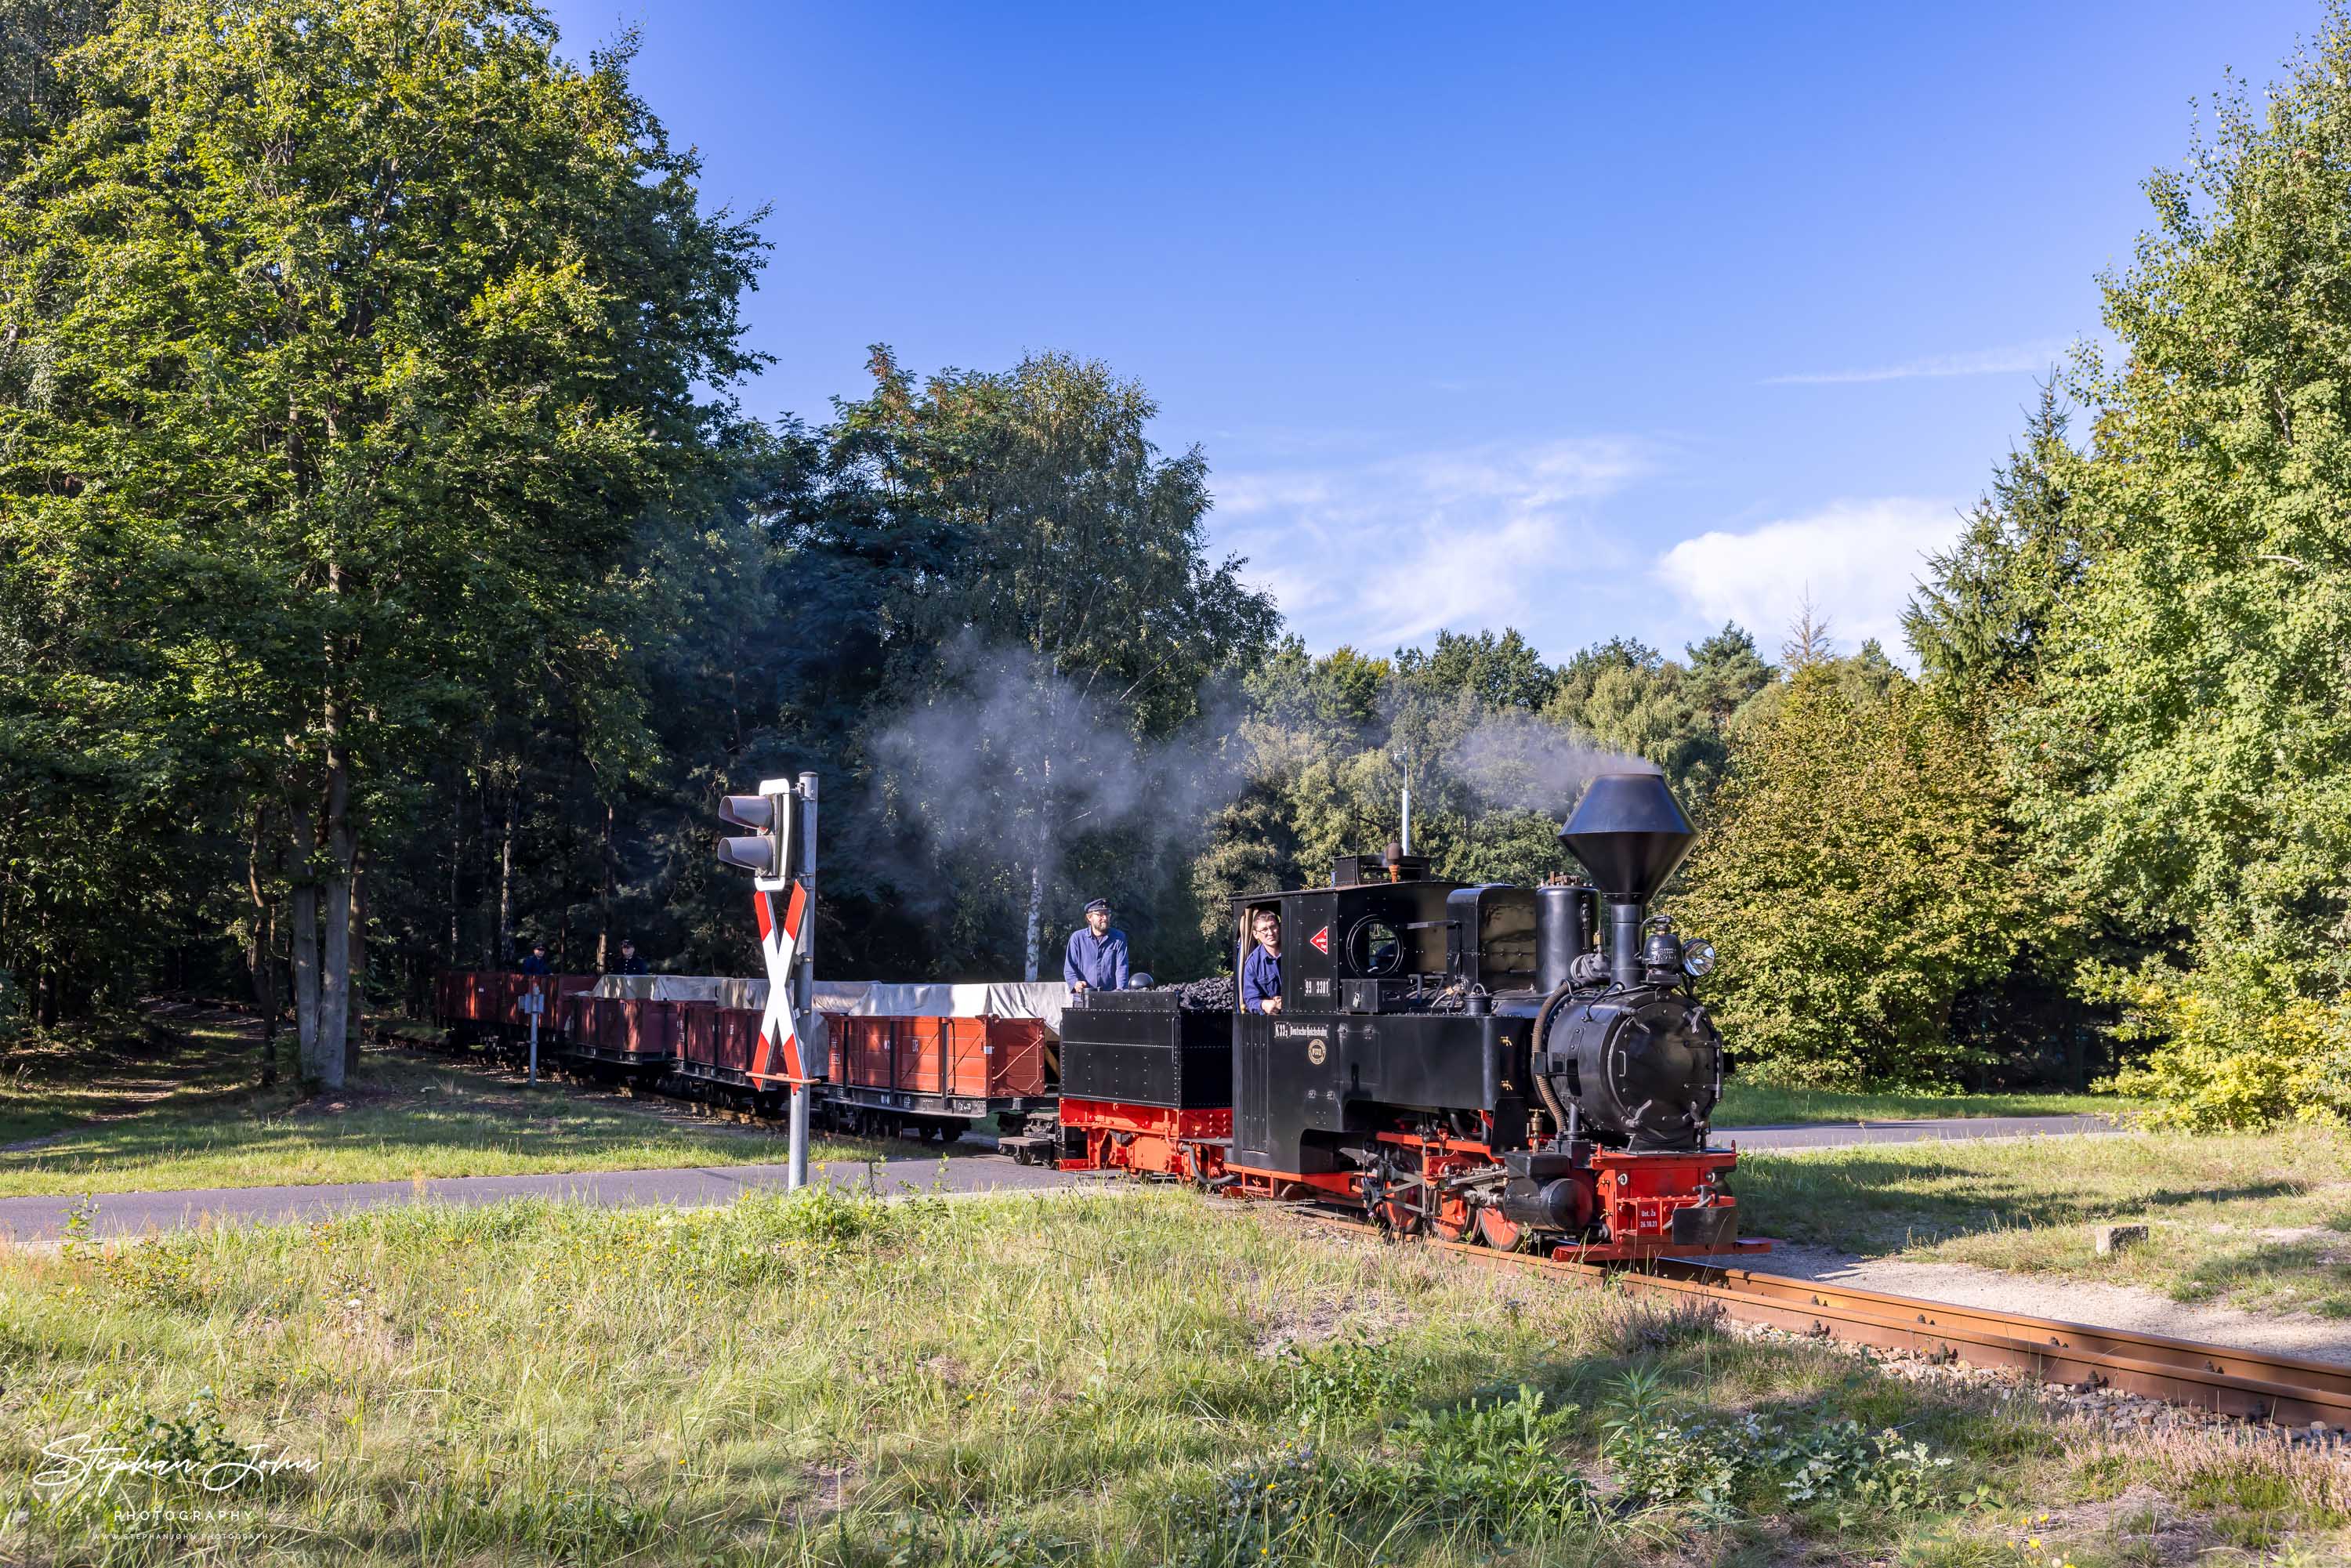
[1299,1213,2351,1429]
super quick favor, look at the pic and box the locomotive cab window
[1347,918,1403,976]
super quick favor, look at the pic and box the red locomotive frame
[1056,1099,1230,1183]
[1220,1126,1765,1262]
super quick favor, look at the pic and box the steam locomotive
[1038,772,1760,1260]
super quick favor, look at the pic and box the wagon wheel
[1475,1206,1527,1251]
[1371,1190,1422,1236]
[1364,1163,1423,1237]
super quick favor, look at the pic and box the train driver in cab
[1241,907,1282,1015]
[1063,898,1130,994]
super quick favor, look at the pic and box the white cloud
[1766,341,2068,386]
[1654,498,1965,663]
[1212,437,1653,652]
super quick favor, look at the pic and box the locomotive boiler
[1052,771,1759,1260]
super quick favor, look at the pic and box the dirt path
[0,1001,268,1153]
[1751,1241,2351,1366]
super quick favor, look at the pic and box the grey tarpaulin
[587,975,1063,1034]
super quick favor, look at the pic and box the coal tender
[1049,771,1763,1261]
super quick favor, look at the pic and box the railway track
[1303,1213,2351,1431]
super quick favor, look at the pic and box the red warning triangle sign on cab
[1309,925,1330,954]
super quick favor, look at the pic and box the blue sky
[545,0,2317,666]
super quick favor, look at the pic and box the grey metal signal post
[716,772,823,1193]
[790,772,817,1190]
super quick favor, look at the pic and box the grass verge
[1715,1081,2145,1128]
[1737,1125,2351,1317]
[0,1006,872,1197]
[0,1187,2342,1565]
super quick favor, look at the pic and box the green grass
[0,1008,875,1198]
[1715,1081,2146,1128]
[1737,1125,2351,1317]
[0,1187,2342,1566]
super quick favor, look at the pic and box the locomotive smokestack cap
[1557,772,1696,900]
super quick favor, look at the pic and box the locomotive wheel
[1429,1190,1473,1244]
[1475,1207,1527,1251]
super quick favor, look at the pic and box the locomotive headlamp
[1681,939,1715,979]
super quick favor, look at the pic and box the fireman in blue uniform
[1241,907,1283,1015]
[1063,899,1130,994]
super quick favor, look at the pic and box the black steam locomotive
[1049,773,1759,1260]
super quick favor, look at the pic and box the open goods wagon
[429,972,1063,1141]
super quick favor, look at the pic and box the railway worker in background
[610,938,650,977]
[516,942,552,977]
[1241,907,1282,1015]
[1063,899,1129,994]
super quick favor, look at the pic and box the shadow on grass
[0,1034,896,1194]
[2172,1242,2351,1320]
[1733,1154,2318,1255]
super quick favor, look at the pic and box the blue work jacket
[1241,943,1282,1013]
[1064,927,1130,991]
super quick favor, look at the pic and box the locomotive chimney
[1556,773,1696,988]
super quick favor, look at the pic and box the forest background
[5,0,2349,1128]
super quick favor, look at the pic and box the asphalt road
[0,1113,2126,1243]
[1718,1112,2127,1151]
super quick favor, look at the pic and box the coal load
[1153,974,1236,1012]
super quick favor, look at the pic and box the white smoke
[868,633,1245,922]
[1449,711,1658,817]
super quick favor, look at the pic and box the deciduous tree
[0,0,765,1078]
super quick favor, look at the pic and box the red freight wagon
[676,1002,763,1088]
[565,994,683,1073]
[820,987,1059,1143]
[499,973,593,1030]
[427,972,1063,1143]
[453,971,502,1024]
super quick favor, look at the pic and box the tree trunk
[598,800,616,972]
[317,741,353,1092]
[255,903,279,1087]
[448,787,462,965]
[291,802,321,1080]
[498,786,516,964]
[245,802,279,1088]
[1023,863,1043,983]
[343,853,368,1081]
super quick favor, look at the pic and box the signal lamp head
[715,835,779,877]
[1681,939,1715,979]
[719,795,776,831]
[713,785,792,885]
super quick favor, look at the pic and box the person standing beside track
[1241,907,1282,1015]
[1063,899,1130,994]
